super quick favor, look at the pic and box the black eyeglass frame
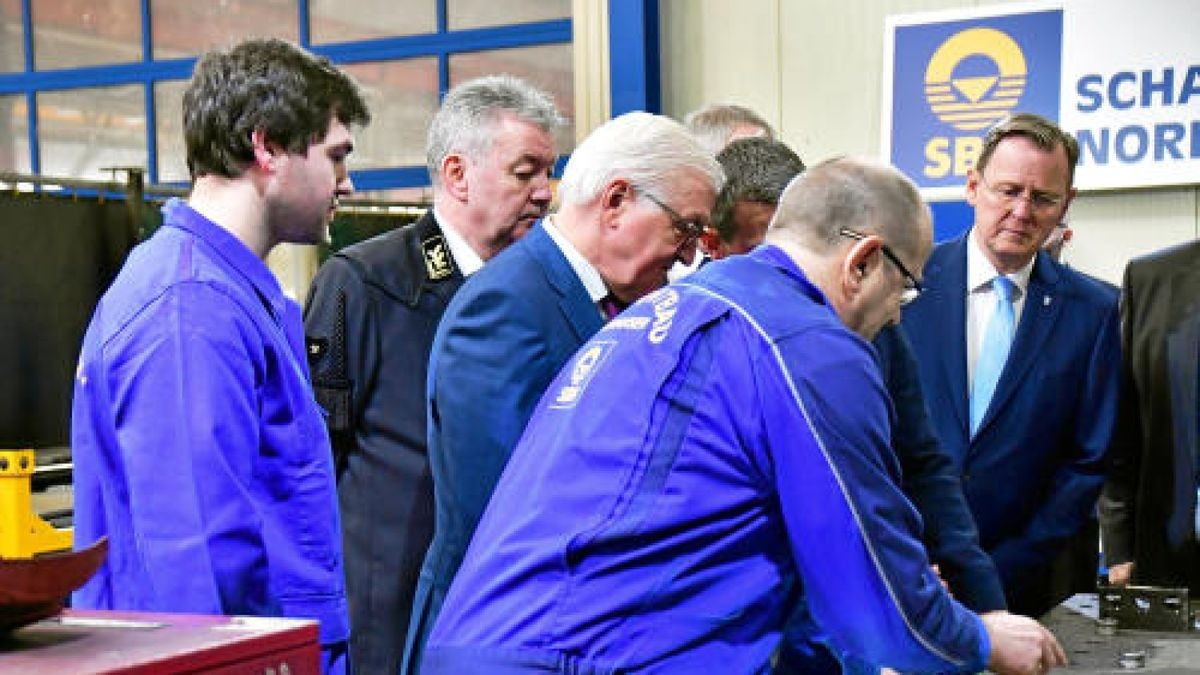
[838,228,924,305]
[639,189,708,247]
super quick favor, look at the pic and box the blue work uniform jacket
[423,245,989,674]
[71,199,349,671]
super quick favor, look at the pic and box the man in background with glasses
[403,112,722,673]
[419,157,1065,674]
[901,113,1119,618]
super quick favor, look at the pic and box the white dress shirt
[966,228,1035,391]
[542,216,609,316]
[433,207,485,278]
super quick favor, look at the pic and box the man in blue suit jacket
[401,112,724,673]
[901,113,1119,617]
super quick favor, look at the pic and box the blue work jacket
[71,199,349,671]
[424,245,989,674]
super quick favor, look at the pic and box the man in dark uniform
[303,74,563,675]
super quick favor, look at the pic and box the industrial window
[0,0,573,198]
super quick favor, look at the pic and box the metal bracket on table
[1098,584,1193,632]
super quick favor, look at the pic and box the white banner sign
[883,0,1199,197]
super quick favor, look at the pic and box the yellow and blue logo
[924,27,1026,132]
[890,10,1062,189]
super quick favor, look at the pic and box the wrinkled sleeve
[763,325,989,673]
[105,282,268,614]
[874,326,1006,612]
[303,255,378,472]
[1098,268,1139,567]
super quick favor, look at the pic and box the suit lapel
[525,222,605,342]
[976,253,1062,437]
[930,237,971,437]
[1166,267,1200,486]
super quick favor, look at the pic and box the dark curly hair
[183,38,370,180]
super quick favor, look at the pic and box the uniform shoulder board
[421,234,455,281]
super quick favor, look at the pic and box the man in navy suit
[402,111,724,673]
[304,75,562,675]
[1100,241,1200,593]
[901,113,1119,617]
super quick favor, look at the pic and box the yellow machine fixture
[0,449,73,558]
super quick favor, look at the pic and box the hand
[982,611,1067,675]
[1107,562,1134,586]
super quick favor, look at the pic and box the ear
[440,153,470,202]
[250,129,283,173]
[599,178,634,230]
[964,167,981,207]
[839,234,883,296]
[699,229,724,260]
[1059,186,1079,219]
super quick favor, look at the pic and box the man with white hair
[418,158,1066,674]
[402,111,724,673]
[305,75,562,675]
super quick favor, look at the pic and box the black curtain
[321,210,421,262]
[0,193,138,448]
[0,197,413,449]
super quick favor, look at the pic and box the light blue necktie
[971,276,1015,435]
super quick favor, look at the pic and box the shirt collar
[543,216,607,303]
[161,198,288,318]
[967,227,1034,296]
[432,206,485,277]
[750,243,829,307]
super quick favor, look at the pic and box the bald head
[765,157,932,338]
[767,157,930,263]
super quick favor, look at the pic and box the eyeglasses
[640,189,707,247]
[978,174,1065,212]
[839,228,923,306]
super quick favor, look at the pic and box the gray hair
[426,74,564,188]
[557,111,725,207]
[768,157,929,258]
[684,103,776,155]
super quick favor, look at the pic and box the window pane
[32,0,142,70]
[448,0,569,31]
[348,186,432,204]
[1,2,23,73]
[0,94,31,172]
[449,43,575,152]
[150,0,298,60]
[310,0,435,44]
[37,85,146,180]
[154,80,188,183]
[341,58,440,170]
